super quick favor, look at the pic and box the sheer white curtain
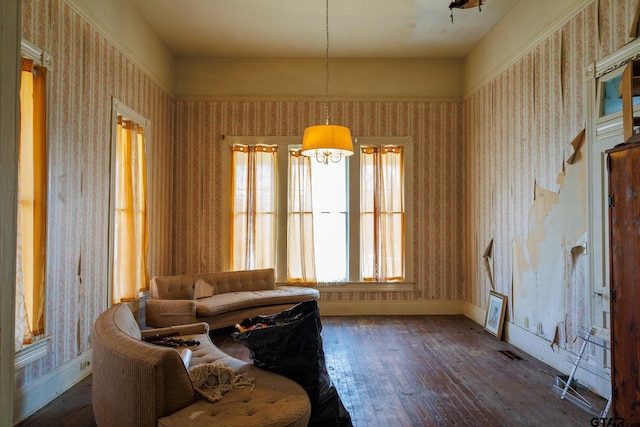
[360,146,404,282]
[230,145,277,270]
[287,149,316,284]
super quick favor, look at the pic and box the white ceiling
[129,0,518,59]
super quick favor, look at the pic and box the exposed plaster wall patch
[512,130,587,347]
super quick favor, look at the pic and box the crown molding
[63,0,175,97]
[464,0,592,98]
[175,95,463,103]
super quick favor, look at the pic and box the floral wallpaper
[464,0,638,345]
[18,0,173,388]
[173,100,466,303]
[16,0,639,394]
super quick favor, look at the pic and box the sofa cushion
[151,269,277,301]
[111,302,143,340]
[199,268,276,294]
[154,276,196,300]
[193,278,216,299]
[153,330,311,427]
[194,287,320,317]
[158,361,311,427]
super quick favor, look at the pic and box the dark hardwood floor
[16,315,605,426]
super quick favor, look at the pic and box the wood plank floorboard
[16,315,606,426]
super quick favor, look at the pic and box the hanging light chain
[325,0,330,126]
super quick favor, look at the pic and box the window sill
[15,336,50,369]
[315,282,415,292]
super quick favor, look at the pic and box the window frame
[222,135,414,290]
[107,98,150,310]
[14,39,53,364]
[595,65,640,140]
[346,137,414,290]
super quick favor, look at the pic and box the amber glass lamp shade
[301,124,354,164]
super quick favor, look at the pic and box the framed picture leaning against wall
[484,291,507,339]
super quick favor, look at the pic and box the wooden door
[607,141,640,422]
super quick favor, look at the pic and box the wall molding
[463,301,486,325]
[13,350,92,424]
[593,36,640,78]
[465,302,607,397]
[14,337,49,369]
[176,95,464,103]
[464,0,592,98]
[504,321,571,371]
[63,0,174,96]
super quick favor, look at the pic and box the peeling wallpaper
[18,0,173,388]
[15,0,637,395]
[464,0,637,349]
[512,157,588,345]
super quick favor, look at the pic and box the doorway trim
[586,37,640,397]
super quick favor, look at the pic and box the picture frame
[484,291,507,339]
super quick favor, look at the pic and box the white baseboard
[462,301,486,325]
[504,321,575,374]
[462,302,576,377]
[318,300,466,316]
[13,349,93,424]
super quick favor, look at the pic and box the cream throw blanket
[187,362,255,403]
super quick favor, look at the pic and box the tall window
[230,145,277,270]
[360,146,404,281]
[15,58,48,351]
[111,111,149,304]
[226,136,412,285]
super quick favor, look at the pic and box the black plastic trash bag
[232,300,352,427]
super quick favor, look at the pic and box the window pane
[601,73,640,117]
[311,160,347,282]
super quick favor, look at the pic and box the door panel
[607,143,640,422]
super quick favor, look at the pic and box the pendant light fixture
[301,0,353,164]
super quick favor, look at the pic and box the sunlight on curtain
[230,145,277,270]
[15,59,47,351]
[287,150,316,284]
[112,118,148,303]
[361,146,404,282]
[136,128,149,292]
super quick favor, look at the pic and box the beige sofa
[146,268,320,330]
[92,303,311,427]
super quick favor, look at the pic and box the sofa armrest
[145,299,197,328]
[140,322,210,339]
